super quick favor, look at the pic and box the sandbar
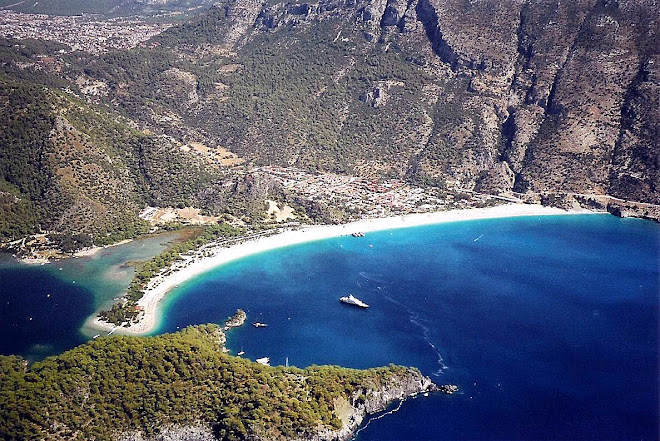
[74,239,133,258]
[89,204,596,335]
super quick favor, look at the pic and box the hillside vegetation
[68,0,659,205]
[0,42,223,244]
[2,0,659,241]
[0,325,426,440]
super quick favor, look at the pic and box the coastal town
[251,165,513,219]
[0,10,171,53]
[2,161,515,262]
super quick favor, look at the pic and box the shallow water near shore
[0,214,658,439]
[157,214,660,440]
[0,232,178,360]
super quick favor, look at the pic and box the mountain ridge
[1,0,659,245]
[110,0,659,203]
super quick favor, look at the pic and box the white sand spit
[89,204,596,335]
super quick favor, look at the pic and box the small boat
[339,294,369,308]
[92,334,100,339]
[237,351,245,356]
[253,322,268,328]
[256,357,270,366]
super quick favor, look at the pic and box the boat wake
[358,271,385,284]
[396,300,448,377]
[358,272,448,376]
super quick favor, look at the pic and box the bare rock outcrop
[89,0,659,219]
[119,369,447,441]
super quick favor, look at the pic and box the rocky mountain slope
[73,0,657,209]
[1,0,658,244]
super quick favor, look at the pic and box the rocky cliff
[80,0,657,213]
[119,367,441,441]
[2,0,657,225]
[304,368,438,441]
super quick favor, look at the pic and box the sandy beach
[74,238,134,258]
[90,204,595,335]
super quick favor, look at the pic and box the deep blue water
[0,233,177,360]
[0,257,93,360]
[156,214,660,441]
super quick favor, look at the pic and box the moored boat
[339,294,369,308]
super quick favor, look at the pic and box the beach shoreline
[88,204,598,335]
[73,238,134,258]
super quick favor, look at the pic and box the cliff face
[119,368,437,441]
[71,0,658,210]
[309,368,436,441]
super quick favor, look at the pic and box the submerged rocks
[435,383,459,394]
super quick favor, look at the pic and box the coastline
[90,204,596,335]
[11,238,135,265]
[73,238,134,258]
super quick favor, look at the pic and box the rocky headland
[118,367,452,441]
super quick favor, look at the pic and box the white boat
[253,322,268,328]
[339,294,369,308]
[256,357,270,366]
[237,351,245,356]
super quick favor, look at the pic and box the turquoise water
[1,215,658,439]
[0,232,178,360]
[156,214,660,440]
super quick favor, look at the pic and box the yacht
[339,294,369,308]
[253,322,268,328]
[256,357,270,366]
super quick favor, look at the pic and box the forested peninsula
[0,324,446,441]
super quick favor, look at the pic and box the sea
[0,232,179,360]
[1,214,659,440]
